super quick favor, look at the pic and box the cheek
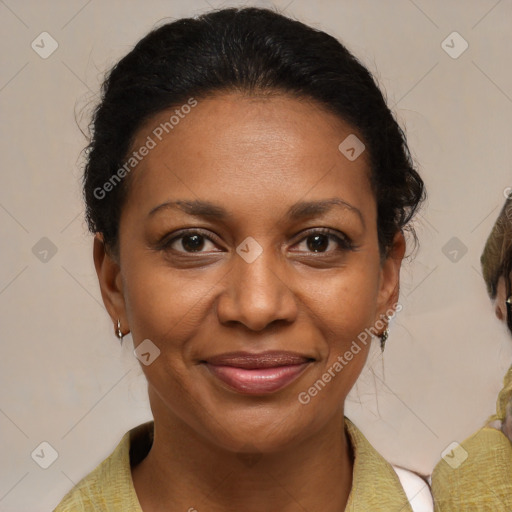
[311,262,382,341]
[297,259,381,392]
[121,255,219,353]
[121,264,214,407]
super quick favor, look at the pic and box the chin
[220,400,336,454]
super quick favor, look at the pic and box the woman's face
[95,92,404,453]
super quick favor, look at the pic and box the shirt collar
[109,417,413,511]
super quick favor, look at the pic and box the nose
[216,246,298,331]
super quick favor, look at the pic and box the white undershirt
[392,466,434,512]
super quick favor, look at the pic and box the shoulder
[53,423,152,512]
[431,427,512,511]
[53,446,124,511]
[344,418,432,511]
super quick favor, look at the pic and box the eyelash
[158,228,355,255]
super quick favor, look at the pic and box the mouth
[201,351,315,395]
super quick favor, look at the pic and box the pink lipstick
[203,351,313,395]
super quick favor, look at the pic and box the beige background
[1,0,511,510]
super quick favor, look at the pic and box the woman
[431,197,512,510]
[484,197,512,443]
[55,7,426,511]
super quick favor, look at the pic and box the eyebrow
[148,198,365,227]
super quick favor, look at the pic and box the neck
[132,403,353,512]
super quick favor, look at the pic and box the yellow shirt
[490,364,512,425]
[54,417,415,511]
[431,366,512,511]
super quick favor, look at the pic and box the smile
[202,351,314,395]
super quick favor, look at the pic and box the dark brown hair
[82,7,425,256]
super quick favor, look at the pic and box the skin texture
[494,275,509,323]
[93,92,405,512]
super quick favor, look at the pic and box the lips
[202,351,314,395]
[205,351,312,369]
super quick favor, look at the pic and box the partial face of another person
[495,274,511,326]
[95,92,404,453]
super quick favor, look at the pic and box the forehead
[123,92,375,224]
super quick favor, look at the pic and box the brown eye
[180,234,206,252]
[160,230,221,254]
[293,229,354,254]
[306,234,330,252]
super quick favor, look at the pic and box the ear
[93,233,128,333]
[376,231,406,319]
